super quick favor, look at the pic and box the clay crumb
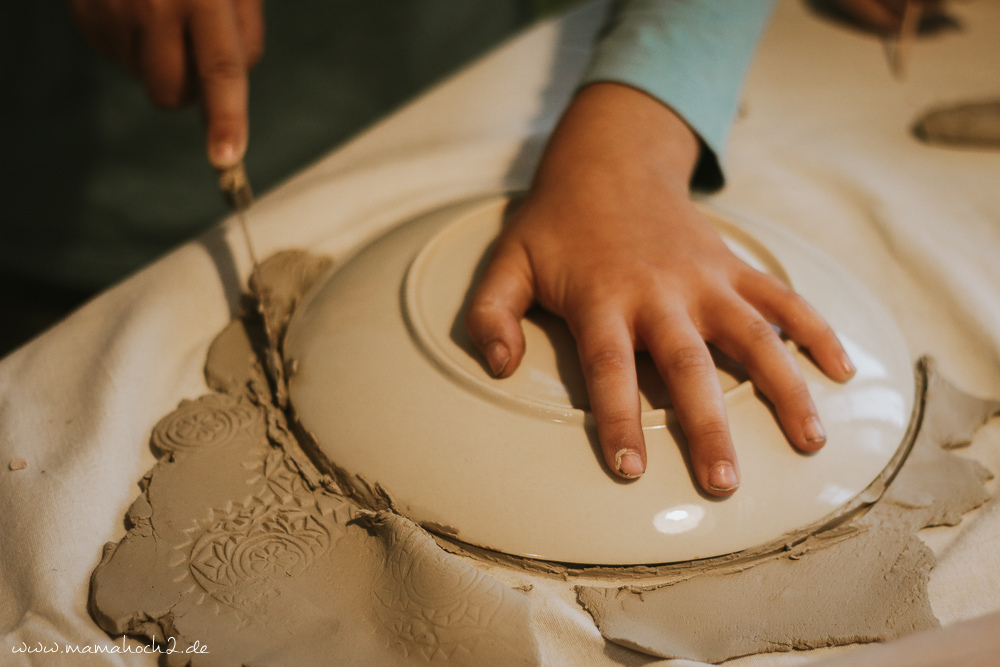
[421,521,461,538]
[9,458,28,471]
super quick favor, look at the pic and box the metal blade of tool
[884,0,930,79]
[218,162,288,406]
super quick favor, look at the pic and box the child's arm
[69,0,264,168]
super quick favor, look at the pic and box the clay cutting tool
[893,0,922,78]
[217,162,288,405]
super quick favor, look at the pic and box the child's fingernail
[485,342,510,376]
[804,416,827,444]
[842,356,856,378]
[615,449,644,479]
[708,462,739,492]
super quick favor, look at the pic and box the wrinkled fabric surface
[2,1,999,665]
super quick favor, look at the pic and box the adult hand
[834,0,943,33]
[465,83,855,496]
[69,0,265,168]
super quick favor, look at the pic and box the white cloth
[2,1,999,665]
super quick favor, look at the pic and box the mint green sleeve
[580,0,776,190]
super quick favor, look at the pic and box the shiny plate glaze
[285,196,914,565]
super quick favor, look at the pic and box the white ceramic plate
[285,196,914,565]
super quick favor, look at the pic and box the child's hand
[465,83,855,496]
[69,0,264,167]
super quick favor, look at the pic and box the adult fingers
[643,312,738,495]
[234,0,266,68]
[68,0,113,59]
[70,0,140,73]
[707,298,827,453]
[739,272,855,382]
[465,241,534,378]
[836,0,904,33]
[573,315,646,479]
[138,10,188,108]
[189,0,249,167]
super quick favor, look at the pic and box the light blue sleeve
[580,0,776,190]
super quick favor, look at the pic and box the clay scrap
[89,386,539,667]
[913,99,1000,149]
[89,252,540,667]
[576,360,997,663]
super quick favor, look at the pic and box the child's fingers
[643,311,739,495]
[464,242,534,378]
[739,272,855,382]
[706,297,827,453]
[571,313,646,479]
[190,0,249,168]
